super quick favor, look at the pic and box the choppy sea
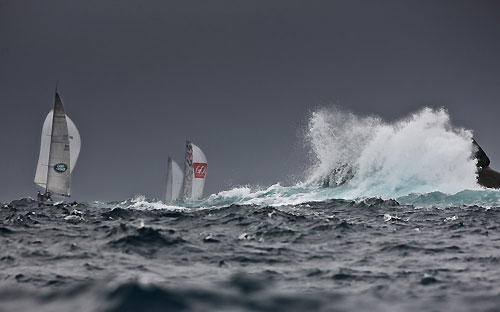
[2,188,500,312]
[4,107,500,311]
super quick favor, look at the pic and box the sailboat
[165,140,207,202]
[181,140,207,200]
[34,91,81,198]
[165,157,183,202]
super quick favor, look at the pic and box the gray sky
[1,0,499,202]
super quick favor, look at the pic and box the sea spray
[305,107,381,186]
[305,107,480,198]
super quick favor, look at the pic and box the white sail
[34,112,53,188]
[181,141,207,200]
[45,93,70,195]
[34,92,81,196]
[67,116,81,172]
[191,142,207,199]
[181,141,194,199]
[34,111,81,188]
[165,157,183,202]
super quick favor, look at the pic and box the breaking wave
[304,107,480,197]
[110,187,500,210]
[95,107,499,210]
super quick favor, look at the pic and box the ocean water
[2,107,500,311]
[2,192,500,312]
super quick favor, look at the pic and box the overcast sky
[1,1,499,202]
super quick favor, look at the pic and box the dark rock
[474,139,500,189]
[477,166,500,189]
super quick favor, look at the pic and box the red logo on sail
[193,163,207,178]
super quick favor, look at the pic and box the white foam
[122,195,188,211]
[305,107,480,198]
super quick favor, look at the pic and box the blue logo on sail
[54,163,68,173]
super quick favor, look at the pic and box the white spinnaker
[181,141,207,200]
[34,94,81,195]
[165,157,183,202]
[191,142,207,199]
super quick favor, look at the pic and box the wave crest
[305,107,480,198]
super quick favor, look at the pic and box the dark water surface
[1,198,500,311]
